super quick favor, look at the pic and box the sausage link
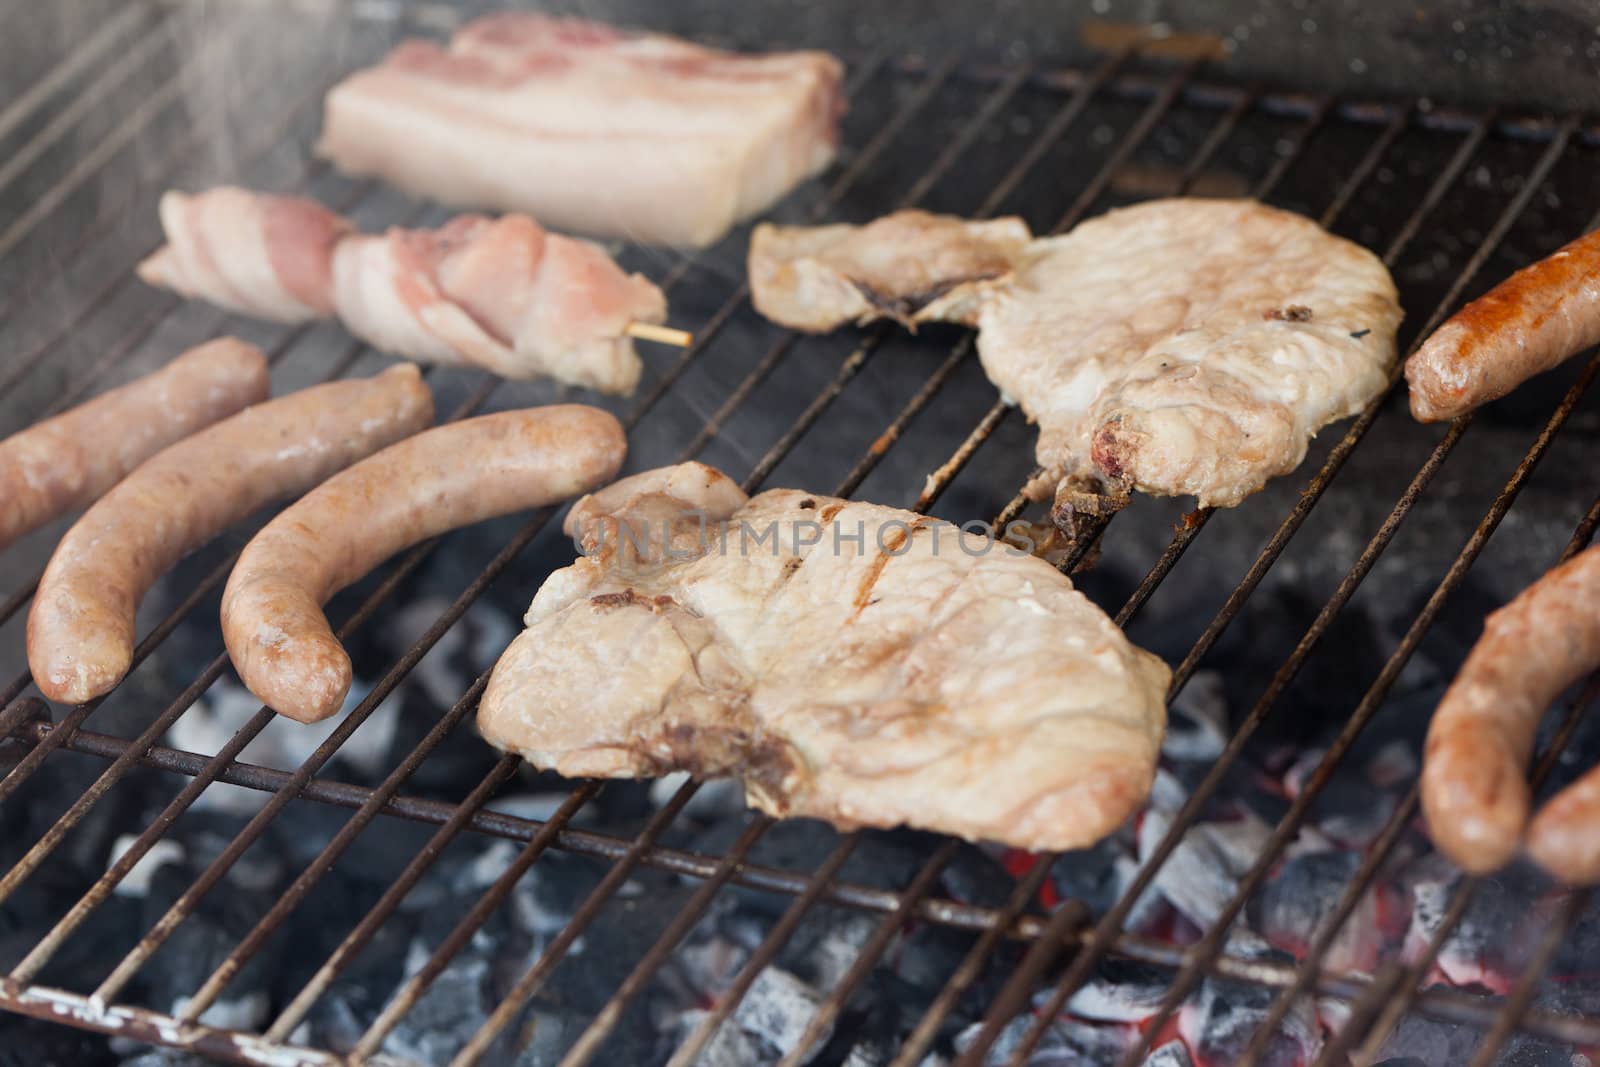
[1529,766,1600,884]
[27,364,434,704]
[1406,229,1600,422]
[222,405,626,723]
[1421,544,1600,875]
[0,338,268,551]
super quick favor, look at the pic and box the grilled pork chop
[976,199,1402,514]
[479,463,1171,851]
[750,211,1032,331]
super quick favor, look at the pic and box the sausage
[0,338,269,552]
[27,364,434,705]
[1421,544,1600,877]
[1406,229,1600,423]
[1529,764,1600,884]
[221,405,627,723]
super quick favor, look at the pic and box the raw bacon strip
[137,188,349,322]
[331,214,667,394]
[138,187,669,394]
[317,13,844,248]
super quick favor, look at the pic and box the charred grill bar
[2,2,1600,1065]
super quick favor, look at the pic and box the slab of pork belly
[318,14,844,248]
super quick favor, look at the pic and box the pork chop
[975,198,1402,514]
[749,211,1032,332]
[479,462,1171,851]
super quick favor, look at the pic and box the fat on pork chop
[479,462,1171,851]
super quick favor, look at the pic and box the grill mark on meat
[1264,304,1314,322]
[818,501,845,523]
[851,519,926,618]
[797,497,816,509]
[590,589,677,613]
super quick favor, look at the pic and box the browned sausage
[221,406,627,723]
[0,338,269,551]
[1406,229,1600,422]
[27,364,434,705]
[1421,544,1600,877]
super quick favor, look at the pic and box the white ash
[381,953,492,1066]
[1064,963,1169,1024]
[382,596,516,711]
[1163,670,1230,762]
[1178,974,1322,1067]
[1135,809,1249,932]
[649,772,748,819]
[171,990,270,1032]
[729,967,828,1061]
[674,1008,764,1067]
[1142,1040,1193,1067]
[166,677,400,814]
[955,1012,1135,1066]
[107,834,184,898]
[483,792,580,825]
[1146,767,1190,814]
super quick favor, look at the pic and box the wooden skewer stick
[625,322,694,347]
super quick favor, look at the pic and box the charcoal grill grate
[2,3,1600,1065]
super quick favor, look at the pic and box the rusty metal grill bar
[990,112,1586,1067]
[2,23,1599,1067]
[901,54,1600,146]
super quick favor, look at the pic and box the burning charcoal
[729,967,829,1061]
[1251,851,1383,974]
[942,845,1023,910]
[1142,1040,1194,1067]
[1177,973,1320,1067]
[297,977,376,1054]
[664,929,750,1006]
[1368,1012,1491,1066]
[1148,767,1192,814]
[1401,863,1524,993]
[954,1012,1136,1066]
[1164,670,1229,762]
[672,1008,764,1067]
[1283,747,1397,849]
[1136,811,1252,933]
[781,906,880,989]
[135,862,282,1028]
[117,1050,217,1067]
[1050,837,1130,916]
[1063,959,1170,1023]
[1365,739,1419,790]
[380,952,493,1065]
[508,998,588,1067]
